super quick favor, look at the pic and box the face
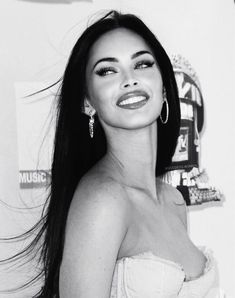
[85,28,164,130]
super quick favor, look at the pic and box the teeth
[119,96,146,106]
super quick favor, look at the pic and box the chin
[104,113,159,131]
[125,118,158,130]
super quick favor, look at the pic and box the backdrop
[0,0,234,297]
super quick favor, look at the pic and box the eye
[134,60,155,69]
[95,67,117,77]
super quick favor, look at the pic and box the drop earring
[82,98,96,138]
[89,111,95,138]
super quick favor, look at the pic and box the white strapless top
[110,247,223,298]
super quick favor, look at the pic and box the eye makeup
[134,59,155,69]
[95,66,117,76]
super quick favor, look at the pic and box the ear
[83,98,96,117]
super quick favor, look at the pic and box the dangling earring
[89,110,95,138]
[160,88,169,124]
[82,98,96,138]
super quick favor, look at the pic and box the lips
[116,90,150,109]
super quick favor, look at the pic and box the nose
[121,72,139,89]
[122,81,138,88]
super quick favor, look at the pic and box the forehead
[87,28,153,63]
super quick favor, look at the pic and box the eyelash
[95,67,116,76]
[95,60,155,77]
[135,60,155,69]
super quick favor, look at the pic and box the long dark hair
[1,10,180,297]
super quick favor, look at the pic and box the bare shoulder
[66,173,131,240]
[157,178,188,229]
[60,174,130,297]
[73,173,131,218]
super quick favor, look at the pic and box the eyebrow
[92,50,152,70]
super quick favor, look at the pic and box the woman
[3,10,220,298]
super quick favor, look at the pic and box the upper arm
[59,179,129,298]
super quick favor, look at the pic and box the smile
[117,91,149,109]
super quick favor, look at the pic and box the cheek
[140,70,163,91]
[151,72,163,88]
[88,79,117,111]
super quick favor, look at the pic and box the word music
[19,170,51,189]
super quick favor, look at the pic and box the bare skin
[59,29,206,297]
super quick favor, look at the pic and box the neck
[102,122,158,195]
